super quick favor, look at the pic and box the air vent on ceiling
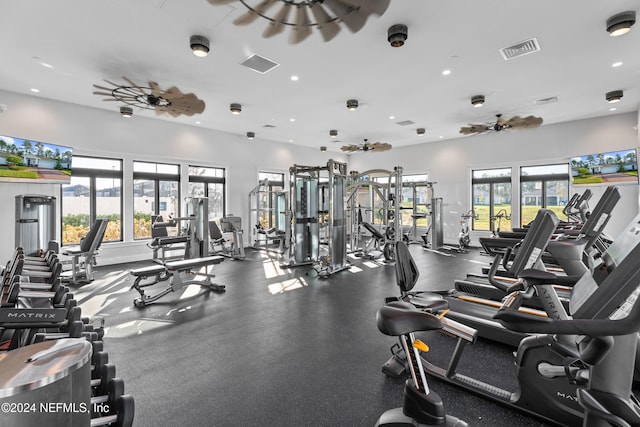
[262,124,276,128]
[396,120,415,126]
[241,54,280,74]
[535,96,559,105]
[499,38,541,60]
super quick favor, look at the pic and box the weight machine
[148,197,209,261]
[399,181,434,245]
[284,160,349,277]
[346,167,403,261]
[248,179,289,253]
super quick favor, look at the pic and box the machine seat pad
[362,222,384,240]
[408,294,448,311]
[130,265,166,277]
[377,301,442,337]
[153,236,188,246]
[164,256,225,272]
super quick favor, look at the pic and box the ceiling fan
[93,77,206,117]
[459,114,543,135]
[207,0,390,44]
[341,139,392,153]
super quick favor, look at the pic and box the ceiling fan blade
[102,79,122,88]
[122,76,148,95]
[289,5,312,44]
[263,3,292,38]
[522,115,544,127]
[233,0,278,25]
[92,91,114,97]
[460,125,490,135]
[93,84,115,92]
[341,144,359,152]
[309,3,341,42]
[370,142,392,152]
[160,86,206,115]
[339,0,390,16]
[324,0,367,33]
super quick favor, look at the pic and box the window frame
[61,155,123,246]
[133,161,181,240]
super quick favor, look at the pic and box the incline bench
[130,256,224,307]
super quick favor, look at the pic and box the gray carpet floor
[71,246,553,427]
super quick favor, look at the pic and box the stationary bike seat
[377,301,442,337]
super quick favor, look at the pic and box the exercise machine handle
[494,292,640,337]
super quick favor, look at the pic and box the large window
[133,161,180,239]
[520,164,570,226]
[61,156,122,245]
[188,166,225,221]
[472,168,512,232]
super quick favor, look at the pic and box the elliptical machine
[376,301,468,427]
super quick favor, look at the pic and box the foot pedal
[382,343,407,378]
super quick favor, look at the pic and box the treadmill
[443,209,639,347]
[480,189,592,255]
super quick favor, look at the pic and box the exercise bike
[376,301,468,427]
[489,209,510,238]
[457,210,477,252]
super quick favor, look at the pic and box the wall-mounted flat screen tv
[0,134,72,184]
[570,148,638,186]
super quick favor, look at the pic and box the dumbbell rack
[0,283,135,426]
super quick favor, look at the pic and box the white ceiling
[0,1,638,152]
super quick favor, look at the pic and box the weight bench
[129,256,225,307]
[361,221,386,259]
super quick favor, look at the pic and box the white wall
[0,89,345,264]
[348,112,640,245]
[1,88,638,263]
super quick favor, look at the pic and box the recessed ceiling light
[290,75,299,81]
[389,115,395,120]
[289,139,294,143]
[439,135,444,139]
[195,121,201,124]
[609,107,617,111]
[247,131,255,139]
[30,88,40,93]
[289,118,295,122]
[611,61,623,67]
[442,69,451,76]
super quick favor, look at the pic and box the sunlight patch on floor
[79,294,117,318]
[104,318,174,338]
[179,284,204,300]
[348,265,363,273]
[268,277,308,295]
[362,261,381,269]
[263,258,286,279]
